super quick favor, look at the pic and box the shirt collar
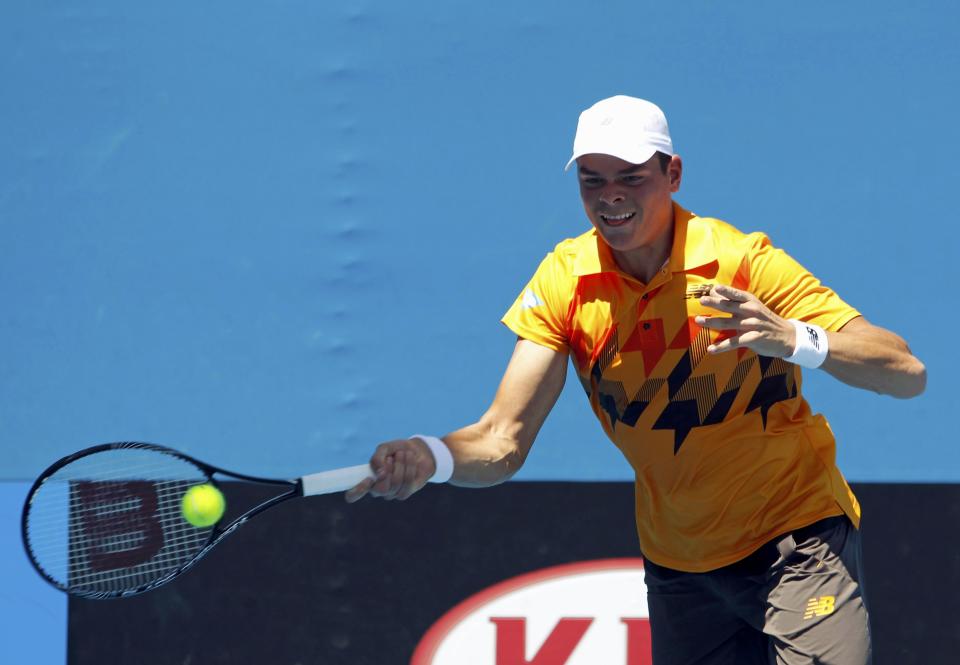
[572,201,719,278]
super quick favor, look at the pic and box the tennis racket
[21,441,373,599]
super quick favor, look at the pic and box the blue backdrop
[2,2,958,662]
[3,1,955,486]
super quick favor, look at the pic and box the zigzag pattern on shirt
[745,355,798,428]
[588,320,797,454]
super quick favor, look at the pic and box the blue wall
[0,482,65,663]
[3,1,955,486]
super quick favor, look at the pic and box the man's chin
[597,228,640,251]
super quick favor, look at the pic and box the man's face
[577,153,682,255]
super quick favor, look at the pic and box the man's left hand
[695,284,795,357]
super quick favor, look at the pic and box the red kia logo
[412,558,651,665]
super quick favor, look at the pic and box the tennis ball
[181,483,226,527]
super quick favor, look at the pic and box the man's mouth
[599,211,635,226]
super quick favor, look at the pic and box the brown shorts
[644,516,872,665]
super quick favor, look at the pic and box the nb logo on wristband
[805,326,820,350]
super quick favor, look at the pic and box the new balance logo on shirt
[684,283,713,299]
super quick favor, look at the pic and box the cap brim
[563,145,660,172]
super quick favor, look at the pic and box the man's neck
[610,217,675,284]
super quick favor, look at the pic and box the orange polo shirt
[501,202,862,572]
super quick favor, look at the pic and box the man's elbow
[892,357,927,399]
[497,439,528,481]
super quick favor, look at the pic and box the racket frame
[21,441,307,599]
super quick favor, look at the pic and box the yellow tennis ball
[181,483,226,527]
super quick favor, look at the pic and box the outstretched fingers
[695,284,798,357]
[707,330,764,354]
[710,284,751,302]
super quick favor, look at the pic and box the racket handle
[300,464,374,496]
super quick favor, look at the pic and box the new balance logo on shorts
[803,596,835,619]
[805,326,820,350]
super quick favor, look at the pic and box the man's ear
[668,155,683,193]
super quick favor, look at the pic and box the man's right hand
[344,339,568,502]
[344,437,437,503]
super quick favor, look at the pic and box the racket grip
[300,464,374,496]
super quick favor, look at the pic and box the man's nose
[599,187,625,205]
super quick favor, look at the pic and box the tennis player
[346,95,925,665]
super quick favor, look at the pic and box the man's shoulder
[531,228,599,273]
[550,228,599,259]
[689,210,757,240]
[517,229,600,300]
[685,208,769,255]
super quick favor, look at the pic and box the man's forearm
[442,421,527,488]
[821,328,926,398]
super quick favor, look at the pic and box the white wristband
[784,319,828,369]
[410,434,454,483]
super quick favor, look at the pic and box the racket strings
[25,448,216,595]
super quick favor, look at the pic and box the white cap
[564,95,674,171]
